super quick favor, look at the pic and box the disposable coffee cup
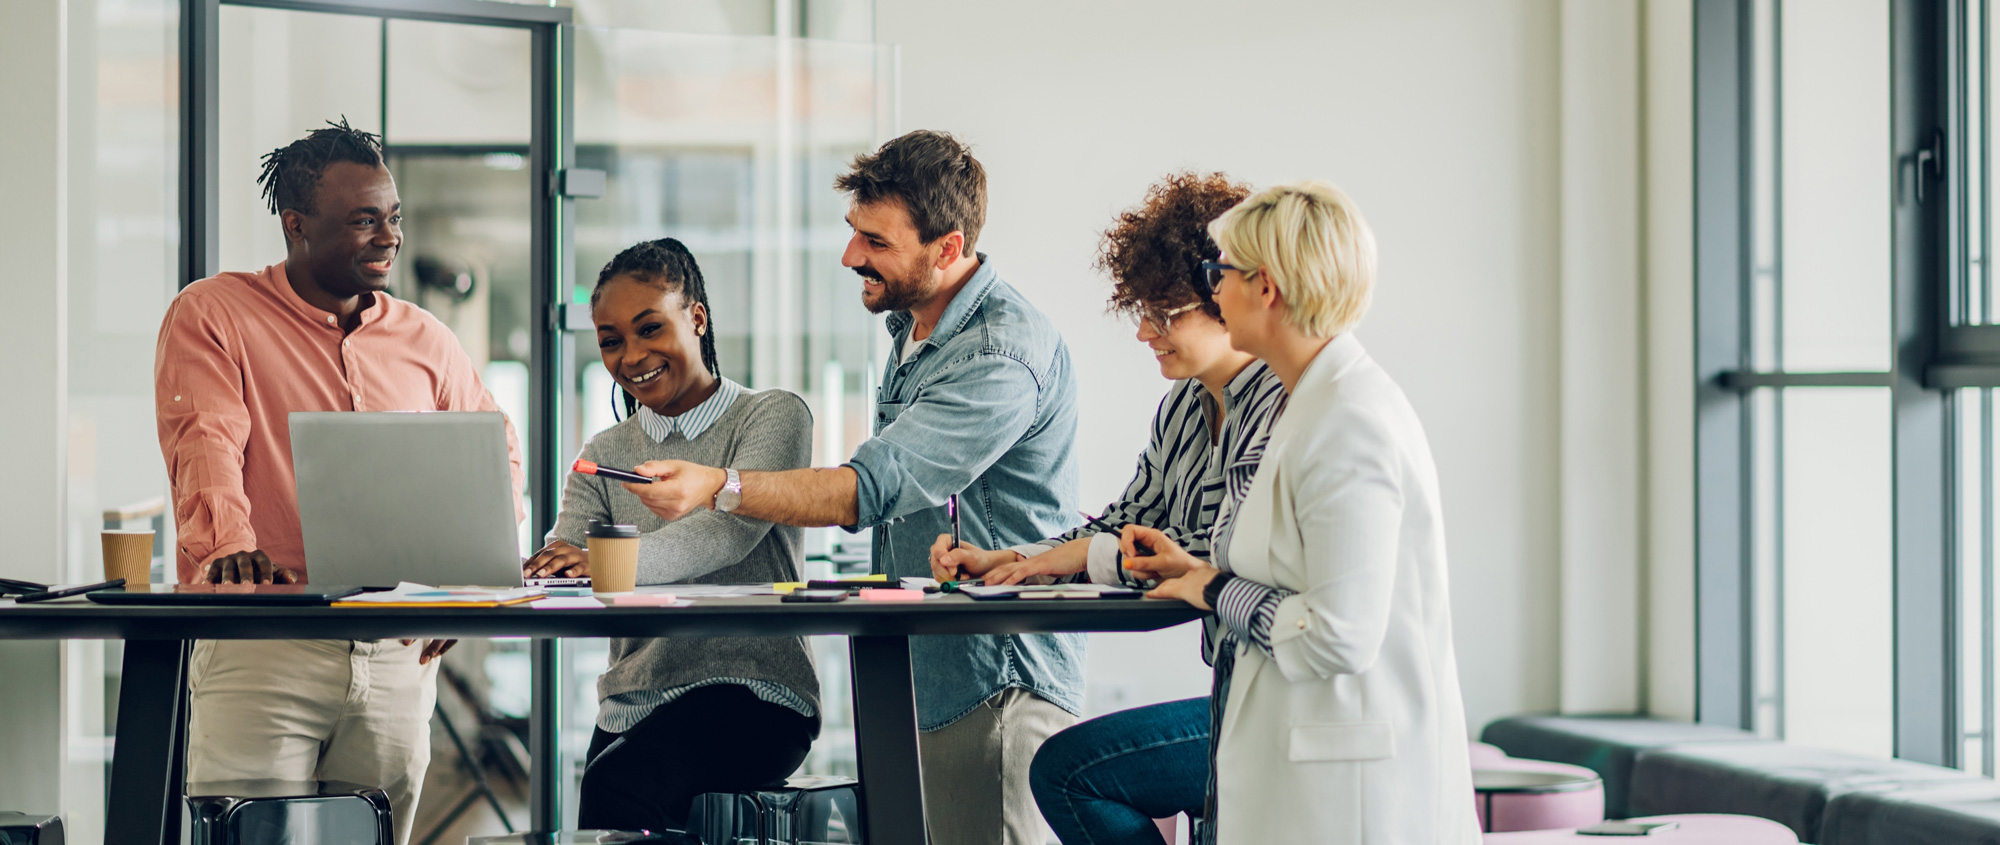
[102,530,154,586]
[587,522,641,594]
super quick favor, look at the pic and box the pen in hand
[949,493,962,551]
[1082,512,1153,557]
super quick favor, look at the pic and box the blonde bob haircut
[1208,180,1377,338]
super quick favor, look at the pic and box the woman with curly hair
[929,172,1287,844]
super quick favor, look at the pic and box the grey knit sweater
[548,385,820,724]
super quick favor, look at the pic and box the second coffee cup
[102,530,155,587]
[586,521,641,594]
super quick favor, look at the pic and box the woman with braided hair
[522,238,822,832]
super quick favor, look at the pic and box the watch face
[716,470,743,512]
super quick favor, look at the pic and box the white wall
[1558,0,1644,714]
[877,0,1595,730]
[1646,0,1698,722]
[0,0,69,818]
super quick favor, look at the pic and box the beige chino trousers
[185,638,440,845]
[918,687,1077,845]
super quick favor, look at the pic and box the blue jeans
[1029,697,1209,845]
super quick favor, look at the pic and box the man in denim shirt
[627,130,1084,845]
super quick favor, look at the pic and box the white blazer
[1215,334,1479,844]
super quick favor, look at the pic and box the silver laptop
[290,411,523,588]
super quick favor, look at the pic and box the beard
[856,262,935,314]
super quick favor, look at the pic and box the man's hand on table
[198,550,298,585]
[524,539,589,579]
[625,460,728,521]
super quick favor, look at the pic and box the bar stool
[0,813,64,845]
[183,780,392,845]
[684,774,863,845]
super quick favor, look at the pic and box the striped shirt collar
[1222,359,1268,404]
[634,377,743,444]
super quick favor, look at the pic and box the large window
[1694,0,1979,770]
[1952,0,2000,777]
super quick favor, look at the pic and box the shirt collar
[883,252,999,354]
[1223,359,1271,403]
[267,261,386,331]
[634,377,743,444]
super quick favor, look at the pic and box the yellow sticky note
[858,574,889,582]
[773,582,806,593]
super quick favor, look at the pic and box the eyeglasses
[1198,261,1253,297]
[1136,302,1201,334]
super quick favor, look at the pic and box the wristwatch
[714,468,743,513]
[1202,571,1237,612]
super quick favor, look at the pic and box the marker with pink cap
[572,459,655,484]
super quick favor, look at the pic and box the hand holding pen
[928,493,999,584]
[1118,524,1201,582]
[1081,512,1152,556]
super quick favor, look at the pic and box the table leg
[105,639,189,845]
[848,635,927,845]
[529,637,563,831]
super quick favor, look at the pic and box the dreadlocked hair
[592,238,720,420]
[256,117,386,216]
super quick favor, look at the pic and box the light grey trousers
[185,638,439,845]
[918,687,1078,845]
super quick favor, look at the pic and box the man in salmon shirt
[154,119,523,845]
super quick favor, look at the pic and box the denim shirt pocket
[874,401,905,436]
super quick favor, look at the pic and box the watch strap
[1202,571,1237,611]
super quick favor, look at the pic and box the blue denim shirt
[843,253,1087,729]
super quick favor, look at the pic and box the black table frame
[0,595,1200,845]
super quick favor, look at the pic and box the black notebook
[88,584,369,606]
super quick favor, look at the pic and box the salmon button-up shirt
[155,262,525,583]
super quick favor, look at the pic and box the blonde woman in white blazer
[1123,181,1479,844]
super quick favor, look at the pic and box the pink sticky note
[859,588,925,602]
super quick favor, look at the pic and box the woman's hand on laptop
[524,540,589,579]
[199,550,298,585]
[624,460,727,522]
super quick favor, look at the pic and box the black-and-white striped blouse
[1010,362,1288,588]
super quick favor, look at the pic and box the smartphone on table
[782,589,849,603]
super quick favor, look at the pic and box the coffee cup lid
[587,520,640,539]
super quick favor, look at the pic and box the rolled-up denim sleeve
[845,353,1041,527]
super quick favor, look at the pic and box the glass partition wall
[66,0,893,838]
[65,1,183,841]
